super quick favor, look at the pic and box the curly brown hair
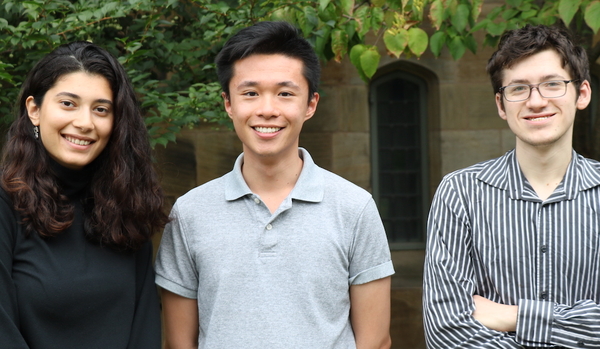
[2,41,169,251]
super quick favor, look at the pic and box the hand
[472,295,518,332]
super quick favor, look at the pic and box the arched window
[370,71,430,249]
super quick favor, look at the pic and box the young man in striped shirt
[423,25,597,348]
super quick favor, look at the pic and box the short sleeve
[348,198,394,285]
[154,202,198,299]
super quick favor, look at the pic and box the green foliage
[1,0,599,146]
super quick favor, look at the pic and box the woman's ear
[25,96,40,126]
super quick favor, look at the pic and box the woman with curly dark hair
[0,41,169,348]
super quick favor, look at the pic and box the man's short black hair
[215,21,320,103]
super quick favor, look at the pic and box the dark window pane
[372,74,426,245]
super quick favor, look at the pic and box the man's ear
[495,93,507,121]
[576,80,592,110]
[25,96,40,126]
[222,92,233,119]
[304,92,320,121]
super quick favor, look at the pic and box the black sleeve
[0,190,30,348]
[126,240,162,349]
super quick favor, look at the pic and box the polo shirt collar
[225,148,324,203]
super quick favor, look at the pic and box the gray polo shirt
[155,148,394,348]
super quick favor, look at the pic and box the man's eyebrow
[236,81,258,89]
[235,80,301,89]
[277,81,301,89]
[56,91,113,105]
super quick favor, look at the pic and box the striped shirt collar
[477,149,600,202]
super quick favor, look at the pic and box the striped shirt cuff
[515,299,553,346]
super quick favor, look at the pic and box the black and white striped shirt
[423,149,600,348]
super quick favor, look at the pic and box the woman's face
[26,72,114,170]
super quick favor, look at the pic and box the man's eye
[508,85,528,94]
[544,81,561,87]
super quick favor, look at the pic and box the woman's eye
[61,101,74,107]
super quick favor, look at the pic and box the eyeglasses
[498,80,577,102]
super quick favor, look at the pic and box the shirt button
[266,224,272,230]
[540,291,547,300]
[540,245,547,253]
[254,197,260,204]
[578,341,585,347]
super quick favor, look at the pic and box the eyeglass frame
[498,79,578,102]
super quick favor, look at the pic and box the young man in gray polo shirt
[154,21,395,348]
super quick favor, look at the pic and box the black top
[0,160,161,349]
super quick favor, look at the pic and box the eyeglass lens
[504,80,568,101]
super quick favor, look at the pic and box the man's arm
[161,289,199,349]
[472,295,518,332]
[350,276,392,349]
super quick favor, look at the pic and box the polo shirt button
[540,245,547,253]
[254,197,260,204]
[578,341,585,347]
[266,224,272,230]
[540,291,547,300]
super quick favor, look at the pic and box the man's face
[495,49,591,151]
[223,53,319,163]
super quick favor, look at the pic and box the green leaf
[506,0,522,7]
[470,18,490,33]
[383,29,409,58]
[487,21,507,36]
[428,0,444,30]
[502,9,519,20]
[464,33,477,54]
[331,28,349,62]
[371,7,384,31]
[349,44,369,82]
[304,6,319,26]
[360,47,380,78]
[429,31,446,57]
[408,27,428,58]
[350,44,367,68]
[558,0,583,26]
[486,6,503,20]
[340,0,355,16]
[448,35,466,60]
[319,0,331,11]
[471,0,484,22]
[585,1,600,34]
[354,5,370,37]
[520,9,538,20]
[451,4,470,33]
[298,6,318,37]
